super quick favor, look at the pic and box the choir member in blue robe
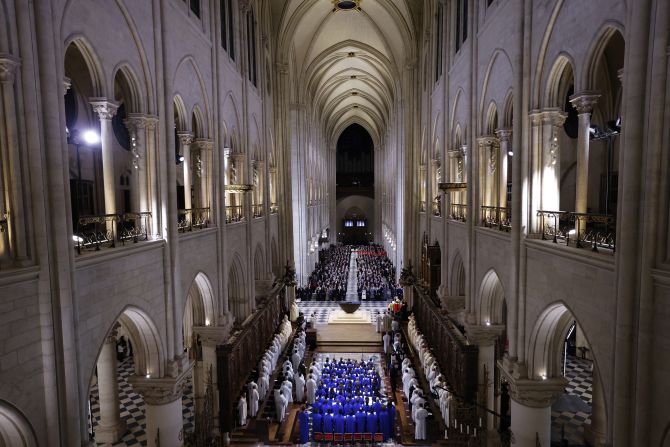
[379,406,390,440]
[356,410,367,432]
[345,412,357,433]
[367,411,378,434]
[323,410,334,434]
[298,408,310,443]
[334,410,345,434]
[312,411,323,433]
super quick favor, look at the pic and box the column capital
[464,324,505,346]
[89,98,119,120]
[477,135,499,148]
[0,54,20,83]
[540,108,567,126]
[495,128,513,142]
[193,138,214,151]
[507,377,567,408]
[127,368,191,405]
[124,114,150,133]
[177,131,194,145]
[63,76,72,95]
[193,325,232,347]
[569,91,600,114]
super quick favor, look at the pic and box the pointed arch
[112,63,145,114]
[0,400,37,447]
[543,53,576,108]
[184,272,216,326]
[582,22,626,91]
[450,250,466,297]
[485,101,498,135]
[228,253,247,322]
[271,237,280,278]
[478,269,506,325]
[191,105,204,138]
[63,36,105,98]
[254,243,266,281]
[173,95,188,131]
[502,90,514,128]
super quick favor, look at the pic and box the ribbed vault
[274,0,416,145]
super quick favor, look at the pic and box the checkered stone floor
[89,356,195,446]
[551,355,593,446]
[297,301,390,324]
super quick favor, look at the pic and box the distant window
[247,9,258,87]
[434,3,444,82]
[356,220,365,227]
[455,0,468,53]
[112,103,131,150]
[220,0,235,60]
[344,220,354,227]
[190,0,200,17]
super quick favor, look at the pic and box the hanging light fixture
[332,0,361,12]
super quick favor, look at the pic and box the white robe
[414,408,429,440]
[295,374,306,402]
[238,397,247,426]
[259,374,269,400]
[249,387,259,417]
[383,333,391,353]
[281,380,293,404]
[292,351,301,371]
[278,394,288,421]
[306,378,317,404]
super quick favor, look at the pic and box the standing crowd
[356,245,400,301]
[297,246,351,301]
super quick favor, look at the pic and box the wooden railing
[216,285,287,432]
[412,284,478,401]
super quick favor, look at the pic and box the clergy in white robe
[249,384,259,417]
[238,395,247,426]
[414,404,430,440]
[295,373,305,402]
[259,373,269,400]
[306,375,317,404]
[277,390,288,421]
[383,332,391,354]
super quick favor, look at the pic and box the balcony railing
[432,199,441,217]
[252,204,264,218]
[536,210,616,252]
[225,205,244,223]
[178,207,210,233]
[419,200,426,212]
[450,203,467,222]
[481,206,511,232]
[270,203,278,214]
[75,211,151,254]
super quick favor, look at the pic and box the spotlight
[82,129,100,145]
[177,154,185,164]
[508,151,513,157]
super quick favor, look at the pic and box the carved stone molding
[0,55,20,84]
[497,358,567,407]
[127,368,192,405]
[89,98,119,120]
[225,184,254,192]
[193,325,232,347]
[63,76,72,95]
[495,128,512,142]
[569,91,600,114]
[193,138,214,151]
[540,108,567,127]
[464,324,505,346]
[177,131,194,146]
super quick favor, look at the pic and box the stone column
[0,55,28,263]
[540,109,567,212]
[193,325,231,435]
[584,367,607,446]
[124,114,149,213]
[178,132,194,211]
[90,99,119,218]
[507,378,566,447]
[477,136,497,220]
[95,330,126,443]
[194,139,213,209]
[128,371,191,447]
[495,129,512,209]
[466,324,504,430]
[528,111,542,233]
[569,93,600,232]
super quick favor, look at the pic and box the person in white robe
[414,403,430,440]
[306,374,317,404]
[249,384,259,417]
[238,395,247,426]
[295,373,305,402]
[277,390,288,421]
[292,349,301,371]
[383,332,391,354]
[258,373,269,400]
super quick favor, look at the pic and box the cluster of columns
[0,55,29,265]
[177,131,214,213]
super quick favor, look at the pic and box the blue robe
[298,411,310,443]
[345,414,356,433]
[334,413,345,434]
[322,413,334,433]
[366,412,378,433]
[312,412,323,433]
[379,409,389,440]
[356,411,366,432]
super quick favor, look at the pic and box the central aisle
[345,249,359,301]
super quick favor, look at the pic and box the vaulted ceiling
[273,0,419,146]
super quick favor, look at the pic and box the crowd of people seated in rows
[296,244,399,302]
[356,245,397,301]
[296,245,351,301]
